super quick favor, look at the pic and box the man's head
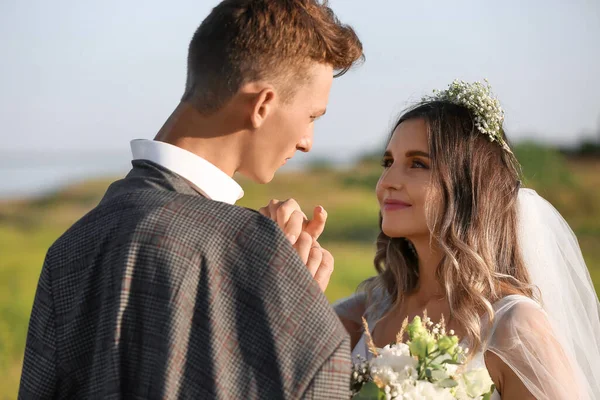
[181,0,363,182]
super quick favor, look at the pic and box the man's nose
[297,137,312,153]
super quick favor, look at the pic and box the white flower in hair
[422,79,512,153]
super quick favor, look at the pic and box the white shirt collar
[130,139,244,204]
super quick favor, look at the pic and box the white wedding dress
[343,293,558,400]
[337,291,589,399]
[335,189,600,399]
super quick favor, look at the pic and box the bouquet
[351,314,495,400]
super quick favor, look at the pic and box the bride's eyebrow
[382,150,393,158]
[405,150,430,158]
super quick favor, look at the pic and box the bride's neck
[410,237,445,303]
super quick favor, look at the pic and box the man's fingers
[260,200,322,245]
[266,199,281,220]
[284,210,305,244]
[305,243,323,278]
[275,199,299,229]
[313,248,334,292]
[294,232,313,264]
[304,206,327,241]
[273,199,306,230]
[257,199,280,219]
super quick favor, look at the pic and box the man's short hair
[182,0,364,114]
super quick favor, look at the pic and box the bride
[333,80,600,399]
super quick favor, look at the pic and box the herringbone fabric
[19,160,351,399]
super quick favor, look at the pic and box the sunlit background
[1,0,599,397]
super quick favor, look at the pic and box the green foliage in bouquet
[351,313,495,400]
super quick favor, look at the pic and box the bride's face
[376,118,432,239]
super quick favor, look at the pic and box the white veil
[483,188,600,399]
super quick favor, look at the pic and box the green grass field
[0,144,598,398]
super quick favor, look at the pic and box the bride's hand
[294,233,334,292]
[258,199,327,244]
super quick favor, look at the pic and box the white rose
[458,368,494,398]
[445,363,459,377]
[370,365,400,387]
[400,380,455,400]
[371,344,418,381]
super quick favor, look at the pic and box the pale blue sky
[1,0,599,162]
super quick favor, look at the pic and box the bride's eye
[381,158,393,168]
[411,159,428,169]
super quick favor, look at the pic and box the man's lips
[382,199,412,211]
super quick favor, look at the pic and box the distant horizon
[0,126,600,159]
[1,138,598,201]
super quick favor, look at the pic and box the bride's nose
[378,167,405,192]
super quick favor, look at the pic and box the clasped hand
[259,199,333,292]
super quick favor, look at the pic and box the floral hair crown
[422,79,512,153]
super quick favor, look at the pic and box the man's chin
[256,174,275,184]
[237,168,276,185]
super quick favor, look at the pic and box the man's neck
[154,102,246,177]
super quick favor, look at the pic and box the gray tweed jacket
[18,160,351,399]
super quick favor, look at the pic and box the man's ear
[250,86,276,129]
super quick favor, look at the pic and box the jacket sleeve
[301,339,352,399]
[18,260,59,399]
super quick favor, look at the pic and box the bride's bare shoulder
[484,295,567,399]
[491,295,548,333]
[484,350,537,399]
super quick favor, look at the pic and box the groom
[18,1,363,399]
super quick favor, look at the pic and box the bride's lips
[382,199,412,211]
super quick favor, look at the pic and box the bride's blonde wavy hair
[362,101,539,356]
